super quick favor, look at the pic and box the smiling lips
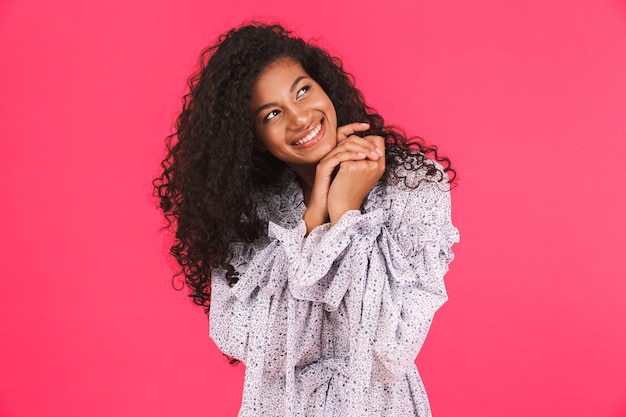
[292,120,324,146]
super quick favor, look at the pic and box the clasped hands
[303,122,386,234]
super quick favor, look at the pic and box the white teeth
[294,123,322,145]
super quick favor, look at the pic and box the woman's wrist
[303,205,329,235]
[329,203,361,226]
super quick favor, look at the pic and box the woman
[154,23,459,416]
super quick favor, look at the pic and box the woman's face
[249,57,338,172]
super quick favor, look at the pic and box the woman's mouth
[292,120,325,147]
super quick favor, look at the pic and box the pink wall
[1,0,625,416]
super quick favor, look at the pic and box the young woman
[154,23,459,416]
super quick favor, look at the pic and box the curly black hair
[153,23,455,312]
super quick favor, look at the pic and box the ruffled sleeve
[270,209,386,309]
[370,178,459,382]
[289,176,459,389]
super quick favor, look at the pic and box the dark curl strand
[153,23,456,313]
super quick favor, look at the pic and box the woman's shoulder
[364,158,451,215]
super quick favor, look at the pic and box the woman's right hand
[303,122,383,234]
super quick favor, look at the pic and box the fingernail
[357,152,366,158]
[360,122,369,126]
[375,148,384,157]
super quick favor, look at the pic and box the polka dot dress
[210,164,459,416]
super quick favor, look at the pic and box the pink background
[1,0,625,416]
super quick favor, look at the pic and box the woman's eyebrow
[255,103,276,117]
[289,76,308,92]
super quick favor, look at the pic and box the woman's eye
[264,109,281,121]
[296,85,310,98]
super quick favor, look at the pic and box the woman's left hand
[327,134,386,225]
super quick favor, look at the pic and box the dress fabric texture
[209,165,459,416]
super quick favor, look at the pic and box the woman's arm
[370,179,458,382]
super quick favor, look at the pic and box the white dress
[210,165,459,416]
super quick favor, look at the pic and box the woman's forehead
[250,58,311,100]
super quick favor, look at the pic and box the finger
[331,140,381,160]
[348,136,386,173]
[365,135,386,154]
[337,122,370,142]
[340,135,384,159]
[368,135,387,170]
[317,150,368,176]
[321,149,369,166]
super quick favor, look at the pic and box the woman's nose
[287,105,310,130]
